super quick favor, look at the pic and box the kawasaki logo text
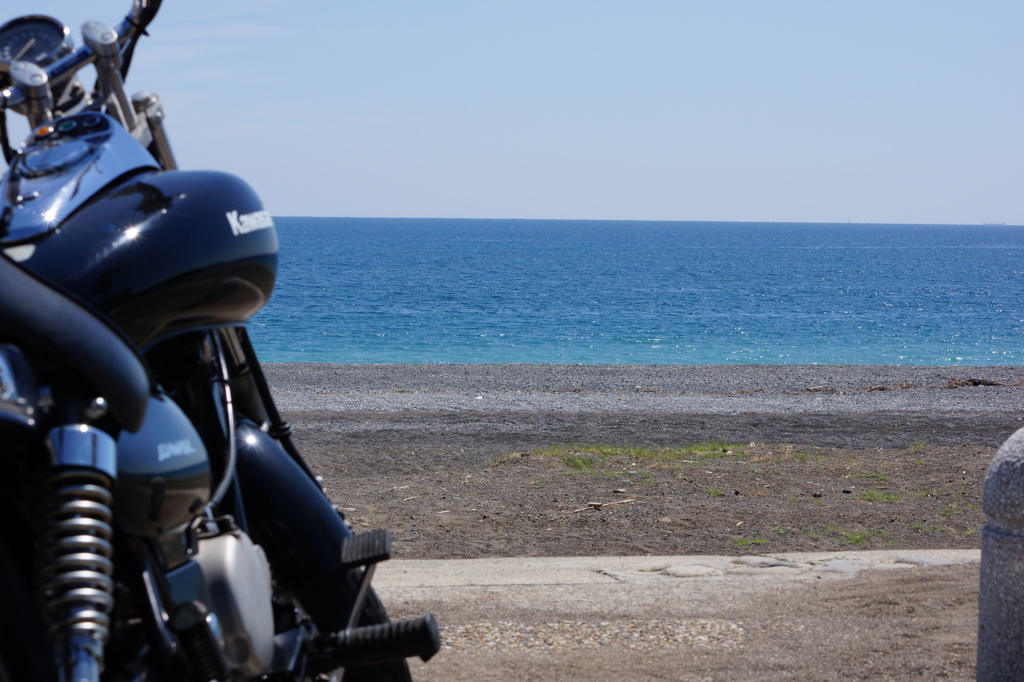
[226,209,274,236]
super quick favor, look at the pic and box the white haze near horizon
[7,0,1024,225]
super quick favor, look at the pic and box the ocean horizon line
[268,216,1022,228]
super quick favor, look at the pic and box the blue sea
[248,218,1024,365]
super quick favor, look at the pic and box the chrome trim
[22,138,90,175]
[0,2,156,114]
[0,344,38,426]
[0,347,25,401]
[36,466,116,682]
[46,424,117,479]
[82,22,138,132]
[1,46,96,112]
[9,60,53,127]
[132,91,175,169]
[0,112,158,242]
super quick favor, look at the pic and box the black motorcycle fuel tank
[11,169,277,347]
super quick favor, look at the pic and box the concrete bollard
[979,427,1024,680]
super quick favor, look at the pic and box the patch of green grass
[801,525,888,545]
[940,504,962,518]
[843,530,887,545]
[853,472,892,481]
[559,454,597,471]
[532,441,748,463]
[860,489,902,503]
[909,521,945,533]
[907,440,928,453]
[770,525,789,535]
[705,488,725,497]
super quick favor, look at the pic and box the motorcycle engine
[192,529,276,677]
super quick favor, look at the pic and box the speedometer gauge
[0,15,72,73]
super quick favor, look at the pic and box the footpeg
[340,529,392,570]
[315,613,441,671]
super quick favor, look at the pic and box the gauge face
[0,16,70,71]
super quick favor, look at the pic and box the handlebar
[2,48,95,111]
[0,0,161,112]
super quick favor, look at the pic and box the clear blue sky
[12,1,1024,223]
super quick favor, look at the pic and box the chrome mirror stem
[9,61,53,128]
[82,21,138,132]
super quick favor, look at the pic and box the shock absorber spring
[36,425,118,681]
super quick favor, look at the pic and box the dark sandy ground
[264,364,1022,680]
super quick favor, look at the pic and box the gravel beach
[266,363,1023,452]
[265,363,1024,416]
[262,363,1022,681]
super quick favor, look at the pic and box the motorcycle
[0,1,439,680]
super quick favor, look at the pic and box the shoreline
[264,362,1024,415]
[264,363,1024,451]
[264,362,1024,392]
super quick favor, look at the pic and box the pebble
[439,619,746,652]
